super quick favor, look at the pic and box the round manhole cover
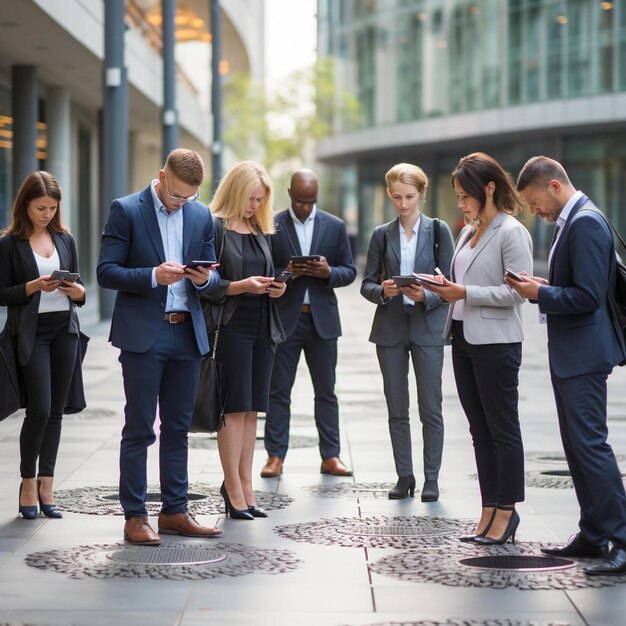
[339,524,448,537]
[107,546,226,565]
[459,555,575,572]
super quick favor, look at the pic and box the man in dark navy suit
[98,149,223,545]
[508,156,626,575]
[261,170,357,477]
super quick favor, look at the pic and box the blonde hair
[210,161,275,234]
[385,163,429,198]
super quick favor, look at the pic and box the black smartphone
[392,275,419,287]
[291,255,321,264]
[273,270,293,283]
[186,260,219,270]
[413,273,443,287]
[505,269,525,282]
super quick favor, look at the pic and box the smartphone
[63,272,80,283]
[392,275,419,287]
[186,260,219,270]
[291,255,321,264]
[49,270,69,281]
[413,273,443,287]
[273,270,293,283]
[505,269,525,282]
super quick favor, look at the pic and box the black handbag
[190,308,227,433]
[0,328,22,421]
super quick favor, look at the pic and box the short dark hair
[3,171,66,239]
[516,155,571,192]
[164,148,205,187]
[451,152,524,217]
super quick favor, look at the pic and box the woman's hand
[420,276,466,302]
[382,279,400,299]
[57,280,86,302]
[400,284,425,303]
[25,276,61,296]
[266,280,287,298]
[243,276,275,295]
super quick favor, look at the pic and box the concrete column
[162,0,178,161]
[46,87,72,224]
[11,65,38,194]
[211,0,223,191]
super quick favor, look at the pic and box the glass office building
[317,0,626,258]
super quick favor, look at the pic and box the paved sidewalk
[0,281,625,626]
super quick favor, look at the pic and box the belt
[163,312,190,324]
[301,304,312,314]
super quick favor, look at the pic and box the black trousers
[19,311,78,478]
[451,321,524,505]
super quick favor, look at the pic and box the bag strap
[210,218,227,359]
[578,207,626,254]
[211,307,224,359]
[432,217,440,267]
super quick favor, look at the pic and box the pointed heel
[475,507,520,546]
[219,482,254,520]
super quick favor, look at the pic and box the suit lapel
[139,186,166,262]
[464,212,506,274]
[387,218,402,270]
[182,203,194,257]
[310,212,325,253]
[281,212,302,255]
[15,239,38,278]
[51,232,70,269]
[412,217,430,271]
[449,227,473,281]
[549,194,590,282]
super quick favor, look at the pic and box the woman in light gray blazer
[361,164,454,501]
[423,153,532,545]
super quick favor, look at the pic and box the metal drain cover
[338,524,447,537]
[459,555,575,572]
[107,546,226,566]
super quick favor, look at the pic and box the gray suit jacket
[361,215,454,347]
[442,212,533,345]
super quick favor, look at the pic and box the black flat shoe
[247,505,268,518]
[219,482,254,520]
[388,475,416,499]
[541,532,609,558]
[583,547,626,576]
[474,506,520,546]
[37,480,62,518]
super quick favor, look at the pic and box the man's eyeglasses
[164,172,200,202]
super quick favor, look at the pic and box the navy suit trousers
[265,312,339,460]
[551,370,626,549]
[119,319,200,519]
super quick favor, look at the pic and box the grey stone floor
[1,281,625,626]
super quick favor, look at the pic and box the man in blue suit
[261,169,357,477]
[98,149,223,545]
[509,156,626,575]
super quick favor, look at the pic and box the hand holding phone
[272,270,293,284]
[291,255,321,264]
[413,273,444,287]
[392,275,419,288]
[185,260,219,271]
[504,269,526,282]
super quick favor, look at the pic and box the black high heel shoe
[459,505,497,543]
[388,475,416,499]
[247,505,268,518]
[474,505,520,545]
[219,482,254,520]
[37,480,63,519]
[18,483,38,520]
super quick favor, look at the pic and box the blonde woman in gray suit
[423,153,532,545]
[361,163,454,501]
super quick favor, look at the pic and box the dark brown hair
[165,148,205,187]
[3,171,67,239]
[451,152,524,218]
[516,155,571,192]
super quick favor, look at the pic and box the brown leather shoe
[260,456,283,478]
[320,457,353,476]
[124,516,161,545]
[158,512,223,537]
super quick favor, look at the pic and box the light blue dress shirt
[289,204,317,305]
[399,217,420,306]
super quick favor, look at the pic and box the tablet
[291,255,321,264]
[413,273,443,287]
[392,275,419,287]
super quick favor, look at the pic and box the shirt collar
[151,179,166,214]
[400,215,420,237]
[557,190,583,226]
[288,204,317,225]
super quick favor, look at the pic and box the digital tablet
[413,273,443,287]
[392,275,419,287]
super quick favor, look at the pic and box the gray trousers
[376,342,444,480]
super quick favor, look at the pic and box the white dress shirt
[399,217,420,306]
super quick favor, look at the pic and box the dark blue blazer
[538,197,626,378]
[271,208,356,339]
[97,185,219,356]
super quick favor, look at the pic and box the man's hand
[291,257,331,279]
[155,262,186,285]
[504,274,547,300]
[400,284,425,302]
[184,265,213,286]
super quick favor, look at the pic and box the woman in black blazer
[0,171,85,519]
[201,161,286,520]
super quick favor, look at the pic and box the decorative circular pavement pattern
[303,482,445,500]
[526,451,626,464]
[189,433,318,450]
[54,483,294,516]
[339,620,575,626]
[25,542,300,580]
[368,540,626,590]
[274,515,475,549]
[525,469,626,489]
